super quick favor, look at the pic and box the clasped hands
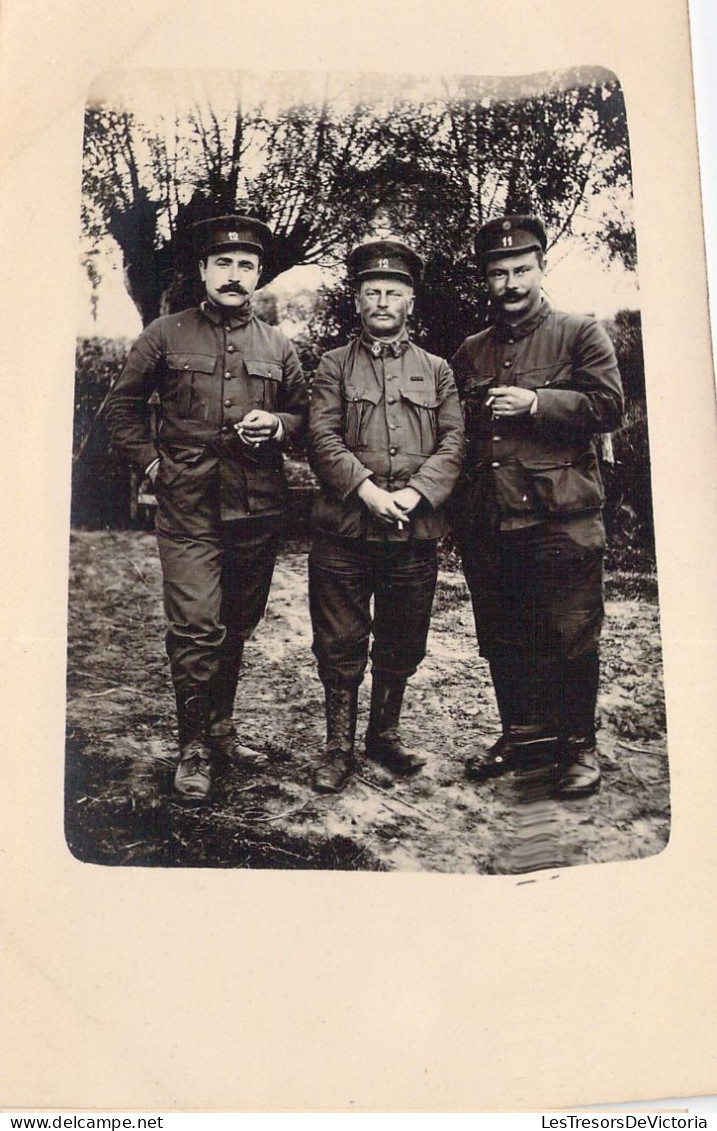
[356,480,422,528]
[234,409,280,447]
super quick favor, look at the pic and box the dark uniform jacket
[106,301,308,533]
[308,335,465,540]
[451,300,624,532]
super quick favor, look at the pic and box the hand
[357,480,413,528]
[485,386,537,418]
[390,487,422,515]
[235,410,279,446]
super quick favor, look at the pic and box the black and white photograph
[66,67,669,872]
[4,0,717,1113]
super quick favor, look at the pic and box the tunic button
[390,447,397,456]
[491,461,500,468]
[227,344,235,352]
[387,396,396,404]
[493,435,501,441]
[224,399,232,407]
[503,359,513,368]
[389,424,397,430]
[225,371,231,379]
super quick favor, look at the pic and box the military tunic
[451,299,624,738]
[106,300,308,692]
[308,334,464,685]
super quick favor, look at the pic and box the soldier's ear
[198,258,207,282]
[407,290,415,316]
[354,291,362,314]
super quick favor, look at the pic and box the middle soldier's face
[200,250,262,310]
[355,277,414,339]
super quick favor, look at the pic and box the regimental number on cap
[378,257,390,269]
[501,235,513,247]
[227,231,239,240]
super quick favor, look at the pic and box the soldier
[106,215,308,804]
[451,215,624,798]
[307,237,465,793]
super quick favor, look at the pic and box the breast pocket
[166,353,217,420]
[244,360,284,411]
[514,357,572,390]
[399,387,440,454]
[342,383,382,449]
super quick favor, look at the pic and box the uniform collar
[359,330,411,358]
[492,297,552,341]
[200,298,254,329]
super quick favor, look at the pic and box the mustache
[218,283,248,295]
[502,291,524,302]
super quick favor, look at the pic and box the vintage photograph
[66,66,668,872]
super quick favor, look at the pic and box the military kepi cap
[350,238,424,286]
[193,214,272,258]
[474,215,547,261]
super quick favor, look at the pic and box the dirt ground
[65,529,669,873]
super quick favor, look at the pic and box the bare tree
[81,67,636,334]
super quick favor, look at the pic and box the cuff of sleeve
[529,391,539,416]
[339,467,374,501]
[406,477,438,509]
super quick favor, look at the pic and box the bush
[72,337,132,529]
[602,311,655,569]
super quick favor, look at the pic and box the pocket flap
[166,353,216,375]
[400,388,439,410]
[521,450,604,514]
[463,374,496,394]
[245,360,283,382]
[161,442,206,465]
[515,359,571,387]
[343,383,382,405]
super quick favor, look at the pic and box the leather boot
[556,651,600,737]
[174,687,213,803]
[313,683,359,794]
[556,735,601,799]
[208,644,245,763]
[465,656,516,781]
[466,724,558,782]
[465,657,556,782]
[365,673,426,776]
[555,653,601,799]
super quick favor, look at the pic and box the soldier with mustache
[106,215,308,804]
[307,237,464,794]
[451,215,624,799]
